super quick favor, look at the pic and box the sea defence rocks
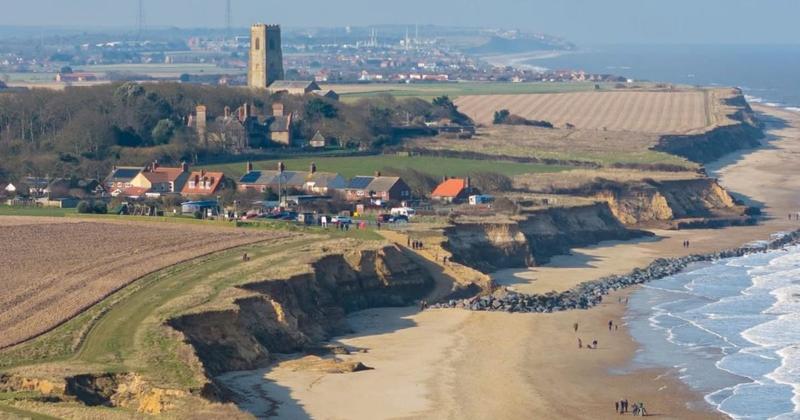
[433,230,800,314]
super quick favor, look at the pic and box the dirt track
[0,217,288,348]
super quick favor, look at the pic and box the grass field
[330,81,608,102]
[410,125,698,170]
[204,155,570,179]
[455,90,715,134]
[0,206,74,217]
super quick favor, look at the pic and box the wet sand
[232,105,800,419]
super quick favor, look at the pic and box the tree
[493,109,511,124]
[59,66,73,74]
[151,119,176,145]
[304,98,338,120]
[471,172,513,194]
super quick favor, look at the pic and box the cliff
[591,178,736,224]
[653,92,763,163]
[169,244,434,377]
[444,203,648,273]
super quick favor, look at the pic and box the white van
[390,207,416,218]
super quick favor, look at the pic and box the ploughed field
[0,217,283,349]
[455,90,716,134]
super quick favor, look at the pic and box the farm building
[431,177,473,203]
[309,131,328,148]
[105,166,145,192]
[311,89,340,101]
[129,161,190,196]
[344,175,411,202]
[268,80,321,96]
[182,171,226,196]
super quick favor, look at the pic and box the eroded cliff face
[593,178,736,224]
[169,244,434,377]
[654,93,764,163]
[444,203,647,273]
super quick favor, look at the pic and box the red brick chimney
[246,161,253,173]
[181,161,189,173]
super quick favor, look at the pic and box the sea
[529,45,800,419]
[626,246,800,419]
[526,44,800,111]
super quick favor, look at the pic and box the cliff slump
[444,203,648,273]
[169,244,434,377]
[654,93,763,163]
[592,178,736,224]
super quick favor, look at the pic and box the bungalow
[238,162,346,195]
[344,174,411,202]
[129,161,190,196]
[105,166,145,192]
[309,131,328,148]
[3,183,17,194]
[431,177,473,204]
[182,170,225,196]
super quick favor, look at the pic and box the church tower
[248,24,284,89]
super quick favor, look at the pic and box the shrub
[193,210,203,220]
[77,201,92,214]
[93,201,108,214]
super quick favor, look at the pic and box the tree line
[0,82,470,182]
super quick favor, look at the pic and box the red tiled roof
[182,172,224,195]
[151,167,185,182]
[432,178,467,198]
[121,186,150,197]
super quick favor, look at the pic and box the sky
[1,0,799,45]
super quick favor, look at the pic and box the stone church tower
[248,24,285,89]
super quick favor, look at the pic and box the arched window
[255,38,260,50]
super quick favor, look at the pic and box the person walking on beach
[608,320,613,331]
[592,339,598,349]
[615,401,619,413]
[573,322,579,332]
[578,338,583,349]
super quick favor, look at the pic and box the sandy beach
[227,104,800,419]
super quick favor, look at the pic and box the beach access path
[240,105,799,419]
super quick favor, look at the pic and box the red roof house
[182,171,225,196]
[431,178,473,203]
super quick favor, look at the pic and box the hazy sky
[2,0,799,44]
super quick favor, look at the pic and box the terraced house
[126,161,190,197]
[238,162,346,195]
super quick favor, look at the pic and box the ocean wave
[629,246,800,419]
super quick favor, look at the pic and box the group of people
[789,213,800,221]
[577,338,599,349]
[418,299,429,311]
[615,399,648,416]
[408,238,425,249]
[682,240,691,248]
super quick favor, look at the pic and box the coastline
[228,103,800,419]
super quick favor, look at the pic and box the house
[3,183,17,194]
[55,72,98,83]
[129,161,190,196]
[119,186,150,200]
[238,162,345,195]
[309,131,327,148]
[311,89,340,101]
[197,102,294,149]
[268,80,321,96]
[22,177,50,197]
[182,171,225,196]
[344,174,411,202]
[105,166,145,191]
[431,177,473,203]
